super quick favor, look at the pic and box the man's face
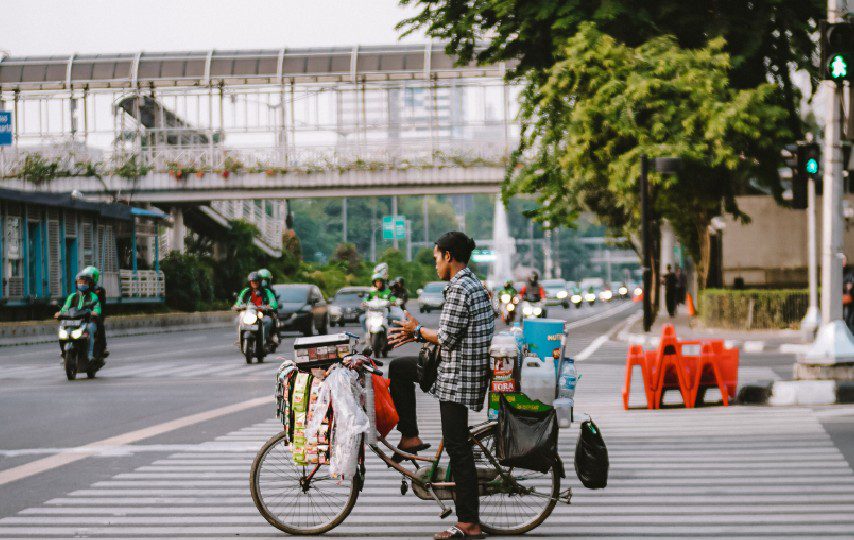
[250,280,260,290]
[433,245,452,280]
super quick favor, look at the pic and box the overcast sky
[2,0,427,56]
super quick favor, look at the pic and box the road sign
[471,249,496,263]
[382,215,406,240]
[0,111,11,147]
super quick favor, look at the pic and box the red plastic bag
[372,374,399,438]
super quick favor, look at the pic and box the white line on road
[575,335,609,361]
[0,396,270,487]
[565,301,638,330]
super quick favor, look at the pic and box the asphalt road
[1,298,853,538]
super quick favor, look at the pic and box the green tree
[399,0,820,135]
[504,25,791,288]
[160,252,214,311]
[331,242,364,274]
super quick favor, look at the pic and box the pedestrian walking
[663,264,677,318]
[387,231,494,540]
[675,264,687,305]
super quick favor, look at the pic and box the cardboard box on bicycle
[293,333,352,369]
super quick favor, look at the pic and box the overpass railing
[0,138,511,180]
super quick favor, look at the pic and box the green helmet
[257,268,272,287]
[82,266,100,285]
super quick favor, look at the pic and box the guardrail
[119,270,165,298]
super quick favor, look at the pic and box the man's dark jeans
[440,400,479,524]
[388,356,419,438]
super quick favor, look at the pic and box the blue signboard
[0,111,11,146]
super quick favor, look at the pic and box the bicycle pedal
[400,480,408,496]
[439,508,452,519]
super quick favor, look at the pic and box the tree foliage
[504,24,792,281]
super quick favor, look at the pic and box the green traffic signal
[831,54,849,80]
[806,157,819,175]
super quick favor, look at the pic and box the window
[5,217,21,278]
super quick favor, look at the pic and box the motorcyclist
[54,271,101,361]
[361,273,404,332]
[233,271,279,346]
[81,266,109,359]
[256,268,280,346]
[389,276,409,310]
[519,271,545,302]
[498,279,518,299]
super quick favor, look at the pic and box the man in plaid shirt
[389,231,494,540]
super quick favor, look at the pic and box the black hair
[435,231,476,264]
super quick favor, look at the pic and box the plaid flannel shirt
[430,267,495,411]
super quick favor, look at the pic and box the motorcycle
[616,283,630,300]
[363,297,392,358]
[498,292,519,325]
[520,298,547,319]
[58,306,102,380]
[584,289,597,307]
[236,304,272,364]
[570,289,583,309]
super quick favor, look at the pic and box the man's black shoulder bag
[417,343,441,393]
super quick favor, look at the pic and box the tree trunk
[695,218,712,293]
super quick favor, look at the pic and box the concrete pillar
[659,219,676,310]
[170,207,185,254]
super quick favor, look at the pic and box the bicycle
[250,351,571,536]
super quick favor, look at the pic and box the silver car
[417,281,449,313]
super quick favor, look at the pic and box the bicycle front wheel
[472,427,560,535]
[250,431,360,535]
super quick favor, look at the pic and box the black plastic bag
[574,418,609,489]
[496,394,558,473]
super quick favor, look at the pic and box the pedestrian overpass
[0,44,519,256]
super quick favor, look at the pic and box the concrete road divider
[0,311,234,347]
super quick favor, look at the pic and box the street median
[0,310,234,347]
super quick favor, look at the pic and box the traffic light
[821,20,854,83]
[792,143,820,209]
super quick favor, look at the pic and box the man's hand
[388,311,419,349]
[53,312,60,319]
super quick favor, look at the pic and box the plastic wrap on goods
[307,365,369,480]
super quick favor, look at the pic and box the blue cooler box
[522,319,566,366]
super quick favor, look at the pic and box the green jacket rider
[498,280,518,299]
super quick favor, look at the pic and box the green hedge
[699,289,808,330]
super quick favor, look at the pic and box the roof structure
[0,44,509,91]
[0,187,134,220]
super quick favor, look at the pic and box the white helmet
[371,262,389,281]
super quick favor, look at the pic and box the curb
[738,380,854,406]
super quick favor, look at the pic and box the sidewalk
[0,310,234,348]
[618,304,808,355]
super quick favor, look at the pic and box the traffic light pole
[641,155,653,332]
[802,175,820,334]
[800,0,854,371]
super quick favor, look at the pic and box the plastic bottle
[553,397,573,428]
[557,357,577,401]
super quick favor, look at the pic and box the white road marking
[575,335,609,361]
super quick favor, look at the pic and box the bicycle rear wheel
[472,426,560,535]
[250,431,360,535]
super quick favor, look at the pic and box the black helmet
[505,279,513,287]
[530,271,539,282]
[247,271,261,285]
[395,276,405,285]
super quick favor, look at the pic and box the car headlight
[571,294,582,303]
[522,305,534,316]
[634,287,643,296]
[500,294,511,304]
[533,307,542,315]
[507,304,515,312]
[71,327,84,340]
[619,287,628,295]
[556,290,568,299]
[58,328,69,339]
[242,312,258,325]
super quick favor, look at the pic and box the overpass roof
[0,44,509,91]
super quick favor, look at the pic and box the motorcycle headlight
[242,312,258,325]
[71,327,84,340]
[58,328,69,339]
[556,290,568,299]
[619,287,628,295]
[571,294,582,303]
[600,290,612,300]
[522,305,534,316]
[507,304,515,312]
[634,287,643,296]
[585,293,595,302]
[533,307,542,315]
[500,294,511,304]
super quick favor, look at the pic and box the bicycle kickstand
[426,485,453,519]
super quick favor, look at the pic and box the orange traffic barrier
[686,293,696,316]
[622,324,739,410]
